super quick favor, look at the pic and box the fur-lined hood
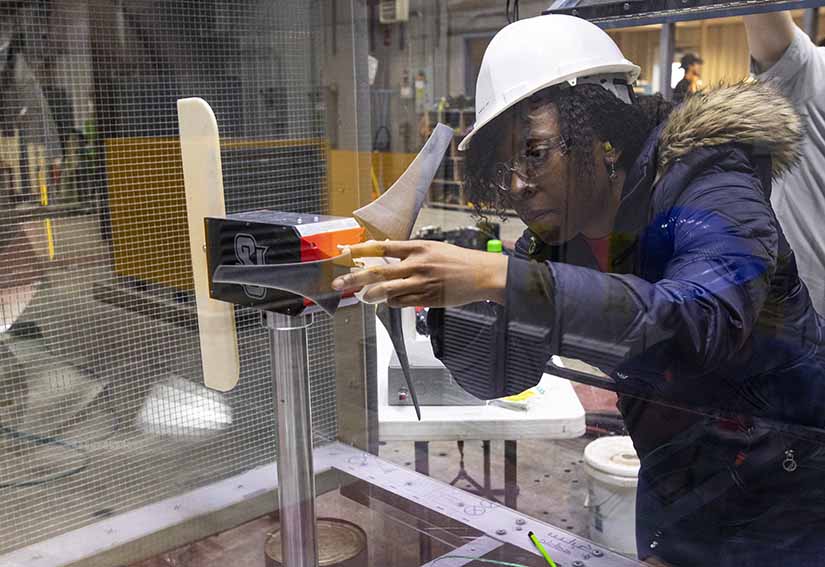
[657,82,802,178]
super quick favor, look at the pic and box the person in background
[744,11,825,314]
[671,53,703,104]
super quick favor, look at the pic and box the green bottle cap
[486,239,503,253]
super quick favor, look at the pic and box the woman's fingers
[332,260,414,291]
[332,239,503,307]
[361,278,432,304]
[343,240,423,260]
[359,282,390,303]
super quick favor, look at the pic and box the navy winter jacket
[430,83,825,565]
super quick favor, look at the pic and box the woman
[333,15,825,566]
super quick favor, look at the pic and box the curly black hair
[463,83,673,217]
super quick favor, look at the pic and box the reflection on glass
[2,1,823,566]
[407,15,825,567]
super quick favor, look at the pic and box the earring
[608,161,617,180]
[604,141,613,153]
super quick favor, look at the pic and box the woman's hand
[331,240,509,308]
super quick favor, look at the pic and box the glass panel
[1,2,823,567]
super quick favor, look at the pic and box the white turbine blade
[177,97,240,392]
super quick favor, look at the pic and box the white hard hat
[458,15,640,151]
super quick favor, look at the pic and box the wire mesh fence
[0,0,339,553]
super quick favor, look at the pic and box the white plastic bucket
[583,436,640,557]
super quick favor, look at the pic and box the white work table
[376,319,586,442]
[374,317,585,514]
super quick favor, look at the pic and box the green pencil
[528,531,557,567]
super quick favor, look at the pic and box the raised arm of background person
[744,11,796,72]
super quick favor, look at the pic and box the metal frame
[659,22,676,98]
[543,0,825,103]
[803,5,820,36]
[1,443,638,567]
[327,443,640,567]
[544,0,825,29]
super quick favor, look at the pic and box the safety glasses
[492,135,568,193]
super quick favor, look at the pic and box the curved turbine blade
[212,253,353,317]
[353,123,453,241]
[376,303,420,420]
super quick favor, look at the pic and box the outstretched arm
[743,12,796,72]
